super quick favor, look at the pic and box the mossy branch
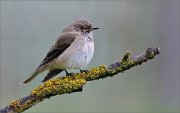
[0,47,160,113]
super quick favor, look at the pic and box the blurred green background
[0,1,179,112]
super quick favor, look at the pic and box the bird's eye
[89,24,92,28]
[80,26,84,30]
[79,26,85,32]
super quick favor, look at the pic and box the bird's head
[72,18,99,33]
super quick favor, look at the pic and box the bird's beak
[86,27,99,32]
[92,27,99,31]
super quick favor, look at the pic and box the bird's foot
[65,70,74,76]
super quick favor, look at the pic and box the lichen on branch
[0,47,160,113]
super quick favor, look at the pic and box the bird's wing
[39,32,76,67]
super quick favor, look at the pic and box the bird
[20,18,99,85]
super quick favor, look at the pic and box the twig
[0,47,160,113]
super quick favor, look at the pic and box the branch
[0,47,160,113]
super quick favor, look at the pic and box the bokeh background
[0,0,179,112]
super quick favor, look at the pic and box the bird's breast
[55,35,94,69]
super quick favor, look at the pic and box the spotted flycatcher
[21,18,99,84]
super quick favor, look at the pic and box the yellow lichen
[10,100,23,112]
[30,78,86,98]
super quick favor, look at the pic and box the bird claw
[65,70,74,76]
[66,73,74,76]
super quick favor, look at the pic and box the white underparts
[54,32,94,69]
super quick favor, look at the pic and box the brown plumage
[20,18,99,85]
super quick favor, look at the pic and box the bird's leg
[65,70,74,76]
[80,69,88,73]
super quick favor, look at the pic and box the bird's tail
[42,69,63,82]
[20,65,45,85]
